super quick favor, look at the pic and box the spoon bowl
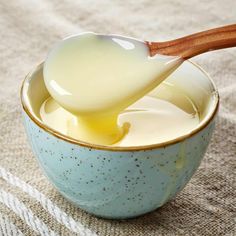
[43,32,183,116]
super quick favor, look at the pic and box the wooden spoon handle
[147,24,236,59]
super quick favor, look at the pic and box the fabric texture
[0,0,235,235]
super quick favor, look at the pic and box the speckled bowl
[21,61,219,219]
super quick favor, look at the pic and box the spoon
[146,24,236,58]
[43,24,236,145]
[44,24,236,117]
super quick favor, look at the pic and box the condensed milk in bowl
[21,32,219,219]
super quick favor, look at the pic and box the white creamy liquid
[40,83,199,147]
[41,33,197,146]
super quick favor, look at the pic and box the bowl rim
[20,61,219,152]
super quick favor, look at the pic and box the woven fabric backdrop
[0,0,235,235]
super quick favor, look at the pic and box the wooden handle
[147,24,236,59]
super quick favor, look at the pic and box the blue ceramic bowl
[21,61,219,219]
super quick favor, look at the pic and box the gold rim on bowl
[20,61,219,152]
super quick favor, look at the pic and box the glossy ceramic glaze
[21,61,219,219]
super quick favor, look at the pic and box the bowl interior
[21,61,219,149]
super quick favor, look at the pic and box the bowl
[20,61,219,219]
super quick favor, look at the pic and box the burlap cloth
[0,0,235,235]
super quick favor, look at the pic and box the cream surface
[43,33,183,145]
[40,83,199,147]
